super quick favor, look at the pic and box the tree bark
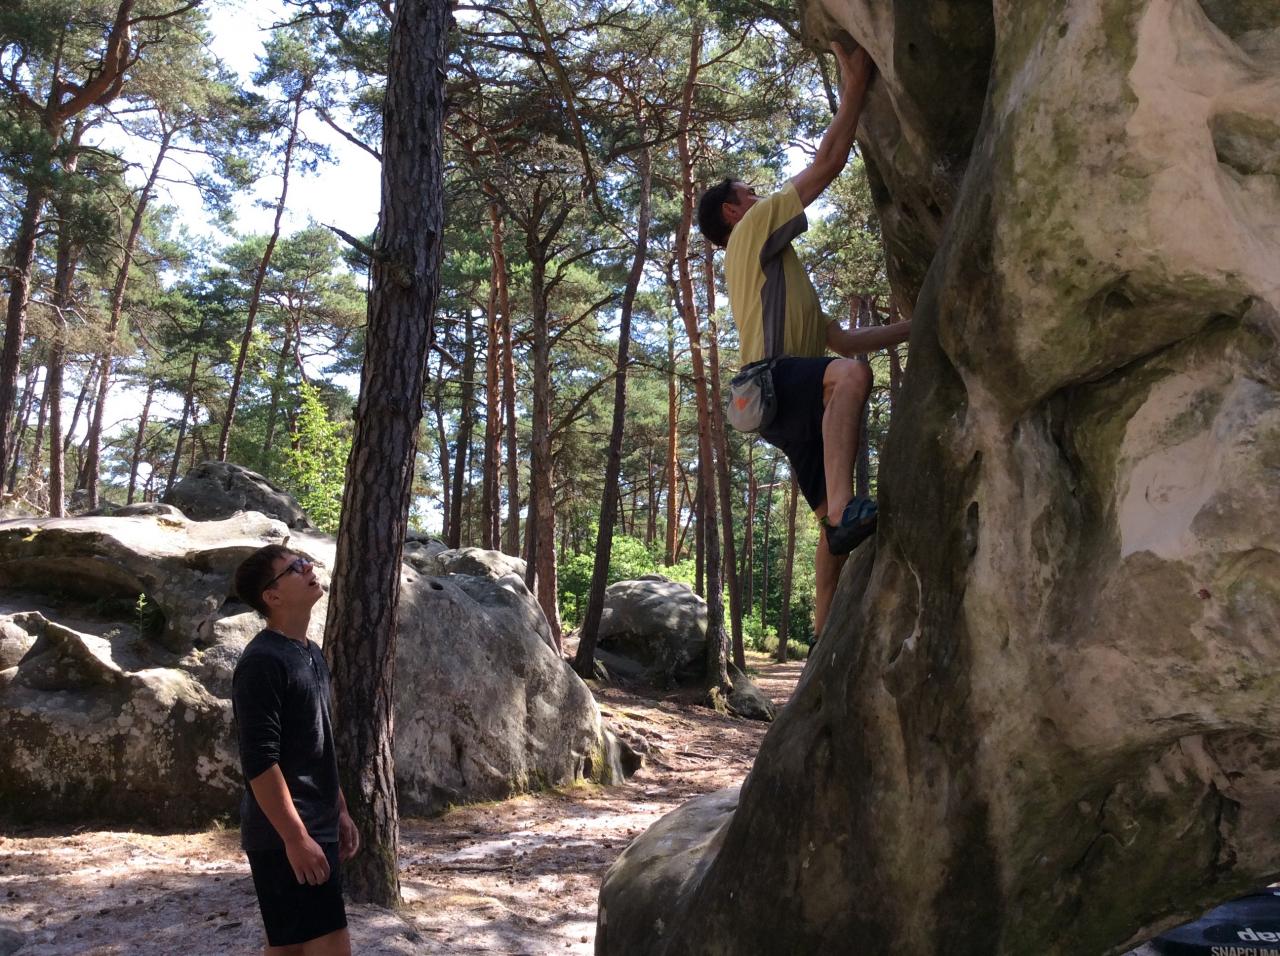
[664,313,678,564]
[574,149,651,679]
[776,474,799,662]
[760,455,779,624]
[447,309,477,549]
[0,183,50,490]
[526,249,562,649]
[82,127,171,508]
[431,377,451,541]
[324,0,448,908]
[219,91,305,461]
[481,200,505,550]
[261,326,294,460]
[674,25,730,700]
[8,364,39,491]
[64,361,96,458]
[704,242,744,669]
[743,442,756,612]
[501,260,520,556]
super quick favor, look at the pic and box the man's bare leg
[265,927,351,956]
[813,505,848,639]
[821,359,872,524]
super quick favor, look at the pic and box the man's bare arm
[826,319,912,357]
[790,43,874,207]
[248,765,331,884]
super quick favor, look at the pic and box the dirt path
[0,654,799,955]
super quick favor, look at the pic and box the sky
[85,0,381,488]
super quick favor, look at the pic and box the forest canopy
[0,0,904,652]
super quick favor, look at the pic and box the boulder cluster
[0,464,632,825]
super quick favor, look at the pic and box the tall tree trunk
[126,379,156,504]
[526,251,562,649]
[704,241,744,669]
[83,127,171,508]
[0,182,50,491]
[760,456,779,624]
[502,275,520,556]
[64,362,95,457]
[674,25,729,699]
[431,380,451,541]
[29,370,50,505]
[8,364,39,491]
[743,442,756,612]
[166,353,200,494]
[482,200,506,550]
[447,311,477,549]
[646,448,657,546]
[664,313,678,564]
[219,93,305,461]
[574,149,652,679]
[694,465,705,596]
[261,326,293,460]
[776,474,799,662]
[325,0,448,907]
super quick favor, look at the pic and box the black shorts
[246,841,347,947]
[758,356,837,512]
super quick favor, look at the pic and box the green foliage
[558,533,663,627]
[281,382,351,533]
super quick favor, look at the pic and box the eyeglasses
[264,556,312,590]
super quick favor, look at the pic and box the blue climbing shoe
[824,498,878,556]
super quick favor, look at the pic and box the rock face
[163,461,312,529]
[597,576,708,686]
[0,513,628,825]
[599,4,1280,955]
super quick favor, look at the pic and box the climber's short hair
[697,177,738,248]
[234,544,295,618]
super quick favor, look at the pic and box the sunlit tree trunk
[776,474,799,662]
[674,25,729,700]
[166,353,200,495]
[219,93,305,462]
[574,148,651,679]
[704,242,744,669]
[482,200,505,550]
[447,310,476,549]
[83,126,171,507]
[324,0,448,908]
[664,313,678,564]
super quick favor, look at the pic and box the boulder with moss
[0,513,631,825]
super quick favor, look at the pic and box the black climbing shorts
[246,841,347,947]
[757,356,837,513]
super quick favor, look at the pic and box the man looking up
[697,41,911,638]
[232,545,360,955]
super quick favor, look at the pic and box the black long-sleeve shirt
[231,628,340,852]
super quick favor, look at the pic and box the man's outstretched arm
[826,318,912,357]
[791,42,874,208]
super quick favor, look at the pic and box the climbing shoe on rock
[824,498,877,556]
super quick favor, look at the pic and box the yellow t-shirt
[724,182,828,366]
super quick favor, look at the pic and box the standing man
[232,545,360,955]
[697,41,910,638]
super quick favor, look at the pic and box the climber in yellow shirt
[696,41,911,638]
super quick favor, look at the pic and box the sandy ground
[0,655,803,955]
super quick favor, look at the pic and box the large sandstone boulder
[0,513,629,825]
[598,4,1280,955]
[163,461,311,529]
[597,576,708,687]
